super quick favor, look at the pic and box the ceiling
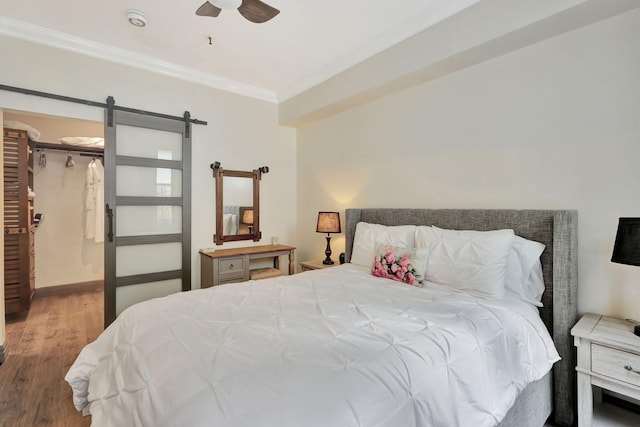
[0,0,483,102]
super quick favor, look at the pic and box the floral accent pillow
[371,244,428,287]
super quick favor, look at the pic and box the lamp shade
[316,212,341,234]
[242,209,254,225]
[611,218,640,266]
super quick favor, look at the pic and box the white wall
[0,36,297,294]
[3,112,104,288]
[296,9,640,320]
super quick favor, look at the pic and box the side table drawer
[217,257,246,283]
[592,344,640,387]
[219,257,244,274]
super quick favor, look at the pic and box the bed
[344,209,578,427]
[66,208,578,427]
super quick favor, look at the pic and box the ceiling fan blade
[196,1,222,17]
[237,0,280,23]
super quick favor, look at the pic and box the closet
[3,128,35,313]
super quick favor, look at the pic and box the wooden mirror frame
[212,164,267,245]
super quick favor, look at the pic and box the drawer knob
[229,264,234,269]
[624,365,640,375]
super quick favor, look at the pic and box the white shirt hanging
[92,159,104,243]
[84,159,104,243]
[85,160,96,240]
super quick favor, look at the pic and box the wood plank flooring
[0,287,103,427]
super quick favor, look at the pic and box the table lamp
[316,212,341,265]
[242,209,254,234]
[611,217,640,337]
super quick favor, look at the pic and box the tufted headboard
[345,208,578,426]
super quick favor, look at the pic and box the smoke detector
[127,9,148,27]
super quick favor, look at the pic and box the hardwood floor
[0,288,103,427]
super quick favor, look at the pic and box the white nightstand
[571,313,640,427]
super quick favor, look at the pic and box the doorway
[3,110,105,306]
[1,93,197,348]
[0,109,106,424]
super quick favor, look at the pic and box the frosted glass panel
[116,124,182,161]
[116,243,182,277]
[116,165,182,197]
[116,206,182,236]
[116,279,182,316]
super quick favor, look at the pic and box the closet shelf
[29,140,104,156]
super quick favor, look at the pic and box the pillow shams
[415,226,514,297]
[371,244,428,287]
[350,222,416,267]
[506,235,546,306]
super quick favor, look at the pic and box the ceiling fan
[196,0,280,24]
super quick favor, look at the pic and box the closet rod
[30,141,104,155]
[0,84,208,125]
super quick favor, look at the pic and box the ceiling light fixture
[127,9,148,27]
[211,0,242,9]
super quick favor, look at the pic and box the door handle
[106,203,114,243]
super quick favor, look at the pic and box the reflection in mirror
[222,176,253,236]
[211,163,269,245]
[222,205,252,235]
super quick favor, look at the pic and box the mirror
[211,163,268,245]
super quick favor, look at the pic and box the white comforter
[66,264,560,427]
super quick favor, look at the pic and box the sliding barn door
[104,110,191,326]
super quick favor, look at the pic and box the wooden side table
[299,259,340,272]
[571,313,640,426]
[200,244,295,287]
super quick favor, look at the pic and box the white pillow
[415,226,514,297]
[222,213,237,235]
[59,136,104,147]
[3,120,41,141]
[350,222,416,267]
[506,236,546,306]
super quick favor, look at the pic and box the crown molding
[0,17,278,103]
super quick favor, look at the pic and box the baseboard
[603,391,640,415]
[0,344,5,365]
[34,280,103,298]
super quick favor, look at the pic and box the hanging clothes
[85,160,95,240]
[85,159,105,243]
[93,159,104,243]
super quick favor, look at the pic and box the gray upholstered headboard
[345,209,578,427]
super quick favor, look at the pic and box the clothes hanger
[65,152,75,168]
[38,149,47,167]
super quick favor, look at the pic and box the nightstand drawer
[219,257,244,274]
[592,344,640,387]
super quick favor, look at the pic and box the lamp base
[323,235,334,265]
[635,325,640,337]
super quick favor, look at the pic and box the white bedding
[66,264,559,427]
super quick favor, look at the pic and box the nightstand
[571,313,640,427]
[299,259,340,272]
